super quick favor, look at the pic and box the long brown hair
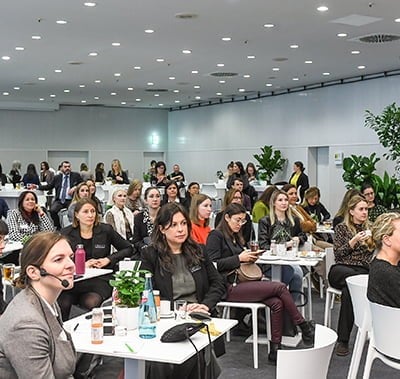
[189,193,212,226]
[18,190,40,225]
[216,203,246,246]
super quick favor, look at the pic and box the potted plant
[143,172,151,183]
[342,153,380,189]
[109,261,148,330]
[253,145,286,184]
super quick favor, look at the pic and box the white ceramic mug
[160,300,171,315]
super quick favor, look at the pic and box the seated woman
[150,161,168,187]
[59,198,133,320]
[0,163,8,186]
[22,163,40,187]
[161,181,188,209]
[95,162,105,184]
[7,190,54,243]
[258,189,306,300]
[0,220,9,314]
[328,194,374,357]
[126,179,145,215]
[104,188,134,242]
[189,194,212,245]
[252,185,277,223]
[205,203,315,363]
[245,162,257,183]
[361,183,386,222]
[8,160,22,188]
[368,212,400,307]
[215,188,252,245]
[226,161,249,192]
[39,161,54,184]
[67,181,90,221]
[86,179,103,216]
[141,202,226,378]
[132,187,161,255]
[302,186,331,223]
[107,159,129,185]
[333,188,361,228]
[0,232,76,378]
[185,181,200,209]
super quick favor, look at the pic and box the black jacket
[61,223,133,270]
[140,246,225,315]
[289,172,309,201]
[39,171,82,201]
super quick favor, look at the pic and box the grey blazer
[0,288,76,378]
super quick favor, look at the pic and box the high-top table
[64,313,237,379]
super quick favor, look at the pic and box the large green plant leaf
[341,153,380,189]
[253,145,286,184]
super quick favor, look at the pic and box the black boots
[298,320,315,347]
[268,342,281,364]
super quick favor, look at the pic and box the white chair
[363,301,400,378]
[346,274,370,379]
[58,208,71,228]
[324,247,342,327]
[201,183,222,211]
[277,324,337,379]
[217,301,271,369]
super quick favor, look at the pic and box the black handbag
[161,322,206,342]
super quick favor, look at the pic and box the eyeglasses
[363,192,374,196]
[230,217,247,226]
[232,196,242,200]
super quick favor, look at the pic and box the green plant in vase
[253,145,286,184]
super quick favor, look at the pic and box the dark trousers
[328,264,369,343]
[50,199,71,229]
[226,280,304,343]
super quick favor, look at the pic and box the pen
[73,323,79,331]
[125,343,135,353]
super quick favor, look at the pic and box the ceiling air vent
[209,72,238,77]
[350,33,400,44]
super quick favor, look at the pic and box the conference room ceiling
[1,0,400,111]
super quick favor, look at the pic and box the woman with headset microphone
[0,231,77,378]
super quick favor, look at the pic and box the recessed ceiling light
[133,66,141,70]
[88,52,98,57]
[64,89,70,93]
[217,63,225,67]
[173,89,180,93]
[13,86,20,90]
[195,96,201,100]
[154,94,160,97]
[50,94,56,98]
[243,74,251,78]
[322,72,330,76]
[39,98,44,101]
[144,29,154,34]
[79,84,85,88]
[317,5,329,12]
[191,70,199,74]
[247,55,256,59]
[147,82,154,86]
[111,42,121,47]
[121,101,127,105]
[56,20,67,24]
[194,85,200,89]
[169,76,175,80]
[221,37,231,41]
[54,69,62,73]
[216,92,222,96]
[395,18,400,23]
[266,83,273,87]
[127,87,134,91]
[32,35,41,40]
[290,44,299,49]
[238,88,246,92]
[156,58,165,62]
[94,80,101,83]
[84,2,96,7]
[135,98,141,102]
[110,92,117,96]
[337,33,348,37]
[81,100,86,103]
[358,65,366,69]
[351,50,360,55]
[114,73,121,77]
[292,77,299,81]
[305,60,313,64]
[1,56,10,61]
[158,103,164,106]
[272,67,280,71]
[38,77,46,81]
[182,49,192,54]
[263,23,275,28]
[219,80,226,84]
[15,47,24,51]
[94,96,99,100]
[2,92,9,96]
[175,100,180,103]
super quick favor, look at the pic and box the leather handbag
[236,263,263,282]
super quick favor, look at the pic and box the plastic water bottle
[75,244,86,275]
[91,308,104,344]
[138,273,157,339]
[270,240,277,255]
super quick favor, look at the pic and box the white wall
[0,105,168,179]
[168,75,400,213]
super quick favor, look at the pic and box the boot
[299,320,315,347]
[268,342,281,364]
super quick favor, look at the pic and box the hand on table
[186,303,210,315]
[86,258,110,268]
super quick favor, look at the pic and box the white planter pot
[115,305,139,330]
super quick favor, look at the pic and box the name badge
[190,265,201,273]
[94,244,106,249]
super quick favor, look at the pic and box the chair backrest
[201,183,218,199]
[277,324,337,379]
[95,185,106,201]
[346,274,369,329]
[253,222,259,240]
[369,300,400,360]
[325,247,335,281]
[59,208,71,228]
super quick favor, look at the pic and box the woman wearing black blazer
[140,203,225,379]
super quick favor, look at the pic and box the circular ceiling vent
[354,34,400,43]
[209,72,238,77]
[145,88,169,92]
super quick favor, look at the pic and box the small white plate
[160,312,174,319]
[281,257,300,261]
[259,255,280,261]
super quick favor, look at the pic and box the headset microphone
[39,268,70,288]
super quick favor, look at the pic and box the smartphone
[104,324,114,336]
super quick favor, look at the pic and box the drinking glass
[2,263,15,282]
[174,300,187,321]
[250,240,259,252]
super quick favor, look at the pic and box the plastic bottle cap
[153,290,160,295]
[145,273,152,278]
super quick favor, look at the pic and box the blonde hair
[71,182,89,204]
[269,190,295,226]
[371,212,400,250]
[344,195,369,234]
[127,179,142,196]
[302,186,320,207]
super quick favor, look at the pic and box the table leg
[271,265,282,281]
[125,358,145,379]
